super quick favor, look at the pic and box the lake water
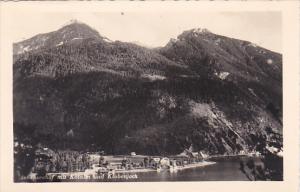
[133,159,249,182]
[31,158,251,182]
[61,159,250,182]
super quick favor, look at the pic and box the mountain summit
[13,20,110,55]
[161,27,282,84]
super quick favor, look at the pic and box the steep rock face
[13,23,282,155]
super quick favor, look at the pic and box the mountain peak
[58,21,101,40]
[61,19,82,26]
[13,21,107,55]
[174,27,214,42]
[184,28,214,38]
[191,28,211,34]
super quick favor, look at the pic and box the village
[14,135,276,182]
[14,137,280,182]
[14,142,221,181]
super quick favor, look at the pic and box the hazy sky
[10,11,281,52]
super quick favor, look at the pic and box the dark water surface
[31,159,251,182]
[134,160,249,182]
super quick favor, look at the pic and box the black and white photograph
[11,11,284,182]
[0,2,299,190]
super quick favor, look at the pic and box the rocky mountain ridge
[13,22,282,155]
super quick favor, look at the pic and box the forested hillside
[13,22,282,155]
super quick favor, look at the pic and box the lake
[49,158,250,182]
[28,158,254,182]
[133,159,249,182]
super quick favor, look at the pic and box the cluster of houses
[14,139,212,181]
[93,148,209,172]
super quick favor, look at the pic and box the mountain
[13,23,282,155]
[161,28,281,82]
[13,20,106,55]
[159,28,282,119]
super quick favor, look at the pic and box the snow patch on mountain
[24,46,31,52]
[215,71,230,80]
[56,41,64,46]
[215,38,221,46]
[191,28,211,37]
[103,37,112,43]
[71,37,83,41]
[248,88,257,97]
[266,59,273,64]
[249,43,258,47]
[192,28,211,34]
[170,38,179,43]
[17,45,32,54]
[142,74,166,81]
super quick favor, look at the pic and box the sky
[10,11,282,53]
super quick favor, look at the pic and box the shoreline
[114,168,156,173]
[175,161,216,170]
[23,154,255,181]
[114,161,216,173]
[43,160,217,177]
